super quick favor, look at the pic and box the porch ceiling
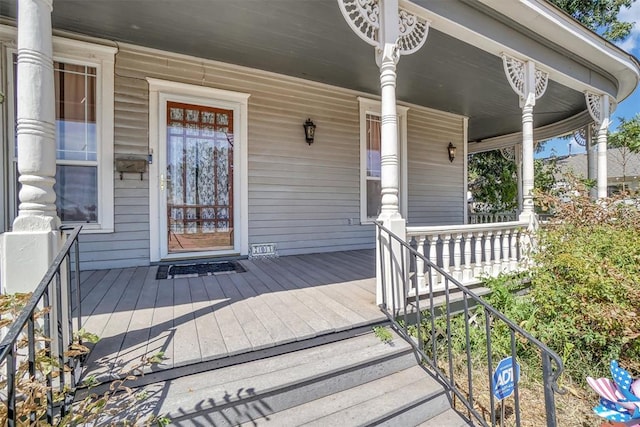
[0,0,588,142]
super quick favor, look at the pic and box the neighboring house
[555,148,640,194]
[0,0,638,294]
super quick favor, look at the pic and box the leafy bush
[416,177,640,385]
[528,181,640,381]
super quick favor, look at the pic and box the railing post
[376,218,406,314]
[542,353,558,427]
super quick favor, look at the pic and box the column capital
[338,0,430,61]
[501,54,548,108]
[584,91,615,126]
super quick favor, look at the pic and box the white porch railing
[406,221,528,294]
[468,211,517,224]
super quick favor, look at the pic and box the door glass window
[166,101,234,252]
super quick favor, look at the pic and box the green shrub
[528,184,640,381]
[414,180,640,386]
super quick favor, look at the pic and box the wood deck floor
[78,249,383,381]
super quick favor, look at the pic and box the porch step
[111,328,468,426]
[417,408,474,426]
[241,365,449,426]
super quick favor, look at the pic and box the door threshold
[153,253,246,266]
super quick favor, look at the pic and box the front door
[164,101,234,253]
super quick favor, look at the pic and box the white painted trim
[4,39,115,233]
[468,110,592,153]
[146,78,251,103]
[146,78,250,262]
[0,48,6,232]
[5,47,17,230]
[0,24,117,56]
[463,117,469,224]
[400,109,408,225]
[400,0,639,101]
[160,249,240,261]
[358,97,409,224]
[5,7,639,101]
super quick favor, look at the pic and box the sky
[536,1,640,158]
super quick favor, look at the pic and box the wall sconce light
[303,118,316,145]
[447,142,457,162]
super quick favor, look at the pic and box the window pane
[55,165,98,223]
[54,62,97,161]
[366,114,381,178]
[367,179,381,218]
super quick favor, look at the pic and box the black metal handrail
[376,221,563,427]
[0,226,82,426]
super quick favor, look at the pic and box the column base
[1,229,62,294]
[376,216,406,313]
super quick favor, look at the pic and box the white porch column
[575,125,597,199]
[376,0,405,313]
[339,0,429,312]
[378,0,401,221]
[585,92,611,199]
[501,55,548,223]
[587,125,597,198]
[515,143,523,214]
[1,0,61,293]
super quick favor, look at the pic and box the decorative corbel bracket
[499,146,515,161]
[501,54,548,108]
[338,0,430,63]
[573,127,587,147]
[585,91,615,127]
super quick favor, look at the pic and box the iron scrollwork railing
[376,222,563,427]
[0,226,83,425]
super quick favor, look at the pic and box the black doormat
[156,261,245,280]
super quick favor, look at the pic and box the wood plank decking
[79,249,383,381]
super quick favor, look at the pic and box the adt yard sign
[492,357,521,401]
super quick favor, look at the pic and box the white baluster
[463,232,472,283]
[474,231,483,278]
[511,228,519,270]
[426,234,439,289]
[442,233,451,278]
[453,232,462,281]
[493,230,502,276]
[415,236,426,293]
[484,231,493,275]
[502,230,510,274]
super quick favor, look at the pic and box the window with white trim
[365,113,382,219]
[8,38,116,232]
[359,98,408,223]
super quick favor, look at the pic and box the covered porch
[78,249,383,381]
[1,0,638,312]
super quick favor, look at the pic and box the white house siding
[70,45,466,269]
[406,109,465,226]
